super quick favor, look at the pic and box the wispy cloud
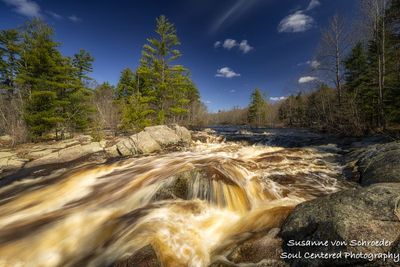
[306,0,321,11]
[214,41,222,48]
[46,10,62,20]
[230,89,236,93]
[2,0,41,17]
[278,11,314,33]
[205,100,212,104]
[69,15,82,22]
[270,96,287,101]
[298,76,318,83]
[215,67,241,78]
[210,0,261,33]
[298,60,320,68]
[215,39,254,54]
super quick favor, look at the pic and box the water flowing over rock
[0,130,350,267]
[280,183,400,266]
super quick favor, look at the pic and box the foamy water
[0,134,351,266]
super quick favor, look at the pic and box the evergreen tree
[248,88,267,126]
[72,49,94,84]
[122,92,154,132]
[0,29,20,91]
[17,19,92,138]
[116,68,135,99]
[138,15,199,124]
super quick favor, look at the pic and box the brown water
[0,135,351,266]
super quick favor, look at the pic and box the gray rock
[355,142,400,185]
[131,131,161,154]
[112,245,160,267]
[280,183,400,266]
[145,125,181,147]
[25,142,103,168]
[171,124,191,144]
[115,138,138,156]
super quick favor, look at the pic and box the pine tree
[17,19,91,138]
[116,68,135,99]
[248,88,267,126]
[72,49,94,84]
[138,15,199,124]
[0,29,20,92]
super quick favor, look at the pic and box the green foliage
[122,92,154,132]
[248,88,268,125]
[72,49,94,83]
[136,15,200,125]
[0,29,20,91]
[24,91,63,137]
[116,68,135,99]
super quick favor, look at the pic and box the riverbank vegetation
[1,0,399,145]
[0,16,202,144]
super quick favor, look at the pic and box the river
[0,128,352,266]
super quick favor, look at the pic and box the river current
[0,130,351,266]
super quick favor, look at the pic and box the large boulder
[131,131,161,154]
[349,141,400,185]
[144,125,181,147]
[170,124,191,144]
[25,142,103,168]
[280,183,400,266]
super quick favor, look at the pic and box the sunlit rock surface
[280,183,400,266]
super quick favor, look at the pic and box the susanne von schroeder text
[286,239,393,247]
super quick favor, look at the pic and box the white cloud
[278,11,314,33]
[230,89,236,93]
[223,39,238,49]
[298,76,318,83]
[2,0,41,17]
[215,39,254,54]
[306,0,321,11]
[298,60,320,68]
[270,96,287,101]
[46,10,62,20]
[239,40,254,54]
[308,60,320,68]
[205,100,212,104]
[214,41,221,48]
[69,15,81,22]
[215,67,241,78]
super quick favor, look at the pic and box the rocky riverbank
[0,125,191,181]
[0,127,398,267]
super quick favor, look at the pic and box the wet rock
[145,125,181,147]
[113,245,161,267]
[354,142,400,185]
[25,142,104,168]
[280,183,400,266]
[227,228,288,266]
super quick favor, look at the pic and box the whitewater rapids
[0,135,350,266]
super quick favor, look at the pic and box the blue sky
[0,0,357,112]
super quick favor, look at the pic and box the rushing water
[0,132,351,267]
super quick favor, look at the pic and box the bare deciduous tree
[317,14,352,106]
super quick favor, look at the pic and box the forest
[1,0,400,145]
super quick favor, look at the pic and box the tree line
[279,0,400,136]
[0,16,203,144]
